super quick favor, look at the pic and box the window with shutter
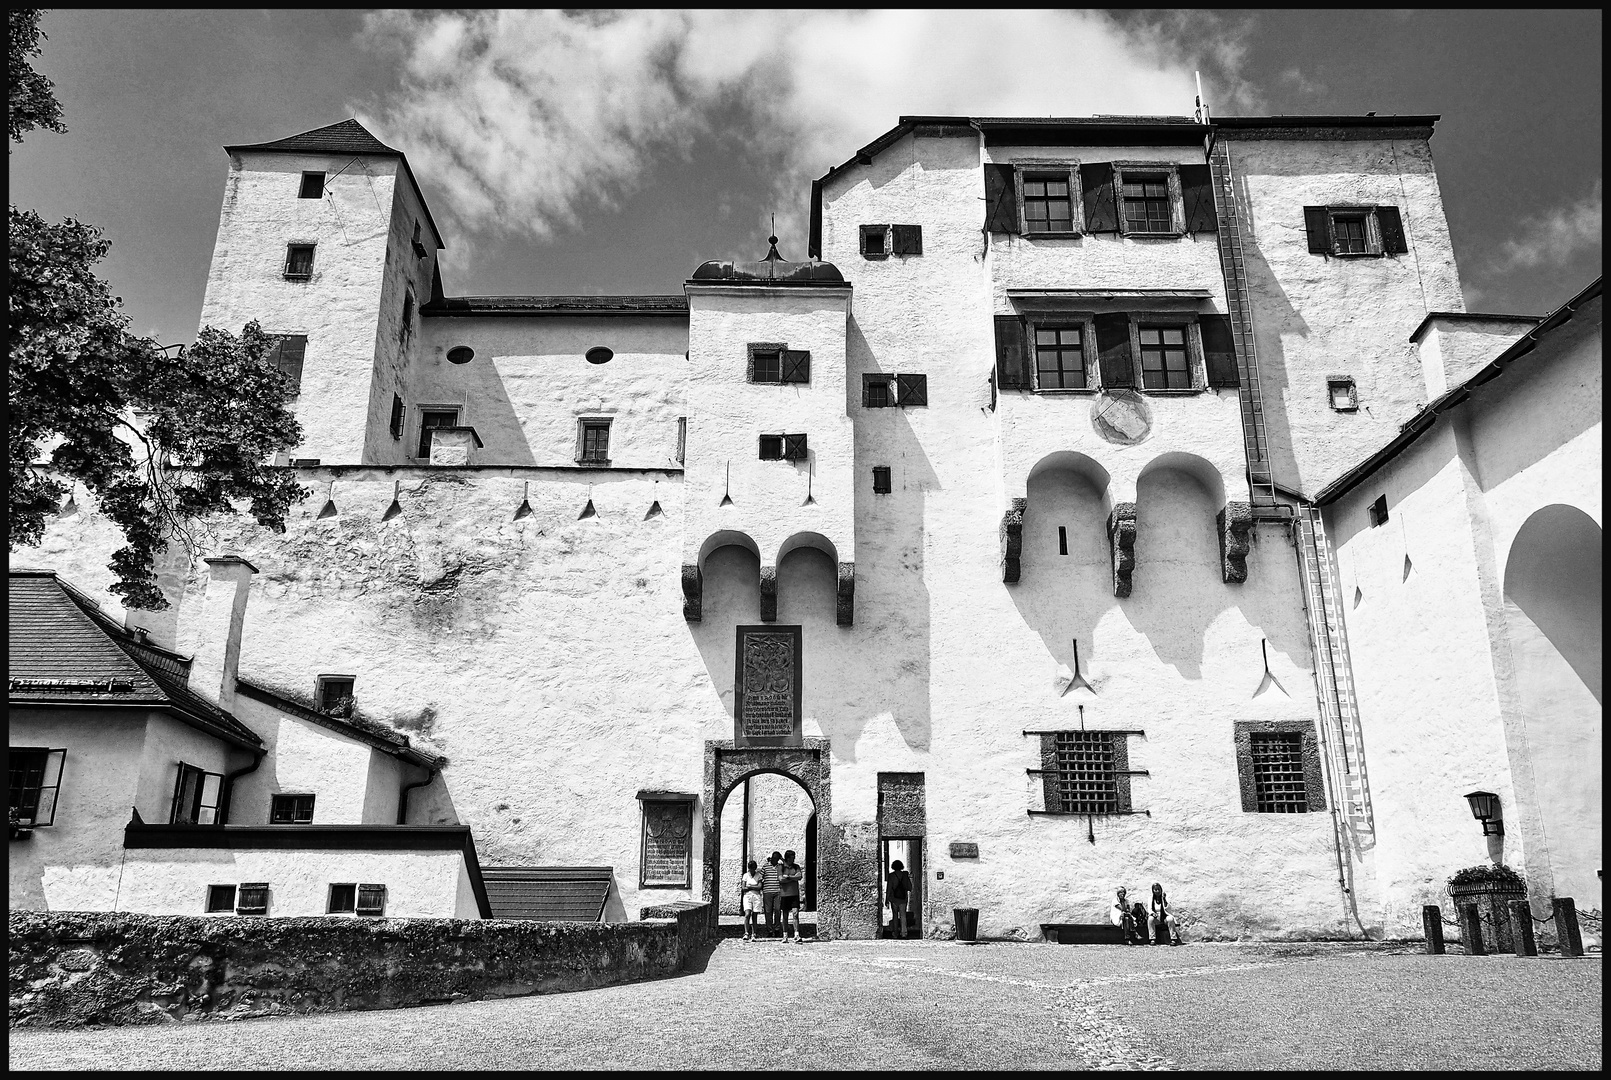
[1139,326,1192,390]
[748,343,788,383]
[891,224,922,255]
[781,350,811,384]
[896,373,928,407]
[983,164,1018,233]
[284,244,315,280]
[390,394,405,439]
[783,434,809,461]
[1093,313,1134,388]
[416,409,458,459]
[1179,164,1216,232]
[872,466,892,494]
[1023,172,1075,234]
[356,884,387,916]
[759,435,784,460]
[1332,215,1368,254]
[1308,205,1403,257]
[236,883,269,915]
[1200,315,1239,388]
[1082,163,1119,233]
[328,883,356,913]
[1120,174,1171,233]
[1376,205,1408,254]
[8,747,66,827]
[1369,495,1389,527]
[863,374,895,408]
[206,884,236,913]
[860,225,890,258]
[994,315,1029,390]
[1303,206,1332,254]
[1033,326,1089,390]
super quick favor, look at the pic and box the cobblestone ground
[9,940,1601,1071]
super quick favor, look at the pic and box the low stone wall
[9,906,711,1028]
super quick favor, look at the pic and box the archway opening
[715,769,818,936]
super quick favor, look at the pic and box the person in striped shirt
[761,851,784,938]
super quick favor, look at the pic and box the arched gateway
[702,739,875,939]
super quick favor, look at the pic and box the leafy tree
[9,10,65,144]
[9,9,304,609]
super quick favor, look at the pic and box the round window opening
[585,347,614,365]
[446,346,475,365]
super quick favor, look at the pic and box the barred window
[1250,733,1308,812]
[1052,731,1120,814]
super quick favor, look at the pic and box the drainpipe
[218,748,264,826]
[398,763,439,825]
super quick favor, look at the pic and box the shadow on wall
[421,350,538,466]
[1014,465,1111,690]
[1506,504,1602,702]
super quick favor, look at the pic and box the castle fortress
[10,115,1600,940]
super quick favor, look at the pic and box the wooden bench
[1040,922,1129,945]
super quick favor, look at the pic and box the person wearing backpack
[886,859,914,939]
[780,849,804,942]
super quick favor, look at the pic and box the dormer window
[316,675,355,716]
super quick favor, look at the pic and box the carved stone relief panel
[734,625,802,744]
[877,772,926,836]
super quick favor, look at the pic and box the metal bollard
[1552,897,1584,958]
[1508,900,1537,956]
[1422,905,1445,954]
[1457,901,1485,955]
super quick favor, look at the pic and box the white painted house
[9,114,1599,939]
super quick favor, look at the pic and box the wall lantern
[1464,790,1504,836]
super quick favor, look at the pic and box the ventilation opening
[1368,495,1389,528]
[585,347,614,365]
[447,346,474,365]
[1058,526,1068,555]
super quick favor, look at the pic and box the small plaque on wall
[735,625,803,745]
[949,842,979,859]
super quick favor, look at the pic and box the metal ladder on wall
[1208,137,1375,845]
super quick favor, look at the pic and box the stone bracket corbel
[1218,501,1253,584]
[1000,498,1027,583]
[681,563,702,622]
[759,564,778,622]
[836,562,855,626]
[1107,502,1137,598]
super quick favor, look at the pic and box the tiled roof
[224,117,400,156]
[8,570,261,749]
[235,679,443,768]
[422,295,688,316]
[482,867,613,922]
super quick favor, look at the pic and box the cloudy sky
[10,9,1602,345]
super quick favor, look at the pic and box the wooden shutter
[1376,205,1408,254]
[389,394,405,438]
[1303,207,1332,254]
[1094,313,1134,388]
[1082,163,1119,233]
[994,315,1029,389]
[984,164,1018,233]
[891,224,922,255]
[1201,315,1239,388]
[1180,165,1217,232]
[783,434,808,461]
[781,349,811,384]
[356,884,386,916]
[896,373,928,406]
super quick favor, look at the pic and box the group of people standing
[1111,883,1182,945]
[739,850,805,941]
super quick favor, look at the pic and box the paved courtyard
[9,939,1601,1071]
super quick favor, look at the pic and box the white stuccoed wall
[1413,315,1541,398]
[1225,133,1464,495]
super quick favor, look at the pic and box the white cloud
[357,10,1255,258]
[1494,180,1602,270]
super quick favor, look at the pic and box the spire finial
[764,213,782,262]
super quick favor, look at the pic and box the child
[740,860,764,941]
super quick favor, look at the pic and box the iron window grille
[416,408,459,459]
[1250,733,1309,812]
[298,172,325,199]
[206,884,236,913]
[284,244,315,280]
[170,762,223,825]
[270,794,316,824]
[1023,172,1076,233]
[1139,325,1192,390]
[356,884,387,916]
[8,747,66,827]
[579,420,612,464]
[1051,731,1121,814]
[872,466,892,494]
[328,883,357,913]
[315,676,355,717]
[1121,174,1172,233]
[236,883,269,915]
[1034,326,1089,389]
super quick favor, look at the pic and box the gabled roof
[235,679,442,769]
[223,117,445,251]
[8,570,262,750]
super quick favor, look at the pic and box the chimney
[183,555,257,714]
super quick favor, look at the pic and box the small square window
[750,346,783,383]
[1368,495,1389,528]
[236,883,269,916]
[860,225,890,258]
[206,884,236,913]
[780,350,810,384]
[1023,173,1074,233]
[417,409,459,459]
[316,676,355,716]
[863,375,895,408]
[896,373,928,406]
[891,224,923,256]
[328,883,357,914]
[356,884,387,917]
[872,466,892,494]
[1328,377,1358,412]
[579,420,612,464]
[1121,174,1172,233]
[284,244,315,280]
[782,434,808,461]
[759,435,784,460]
[1035,327,1088,390]
[298,172,325,200]
[1250,733,1308,812]
[270,794,316,825]
[1139,325,1191,390]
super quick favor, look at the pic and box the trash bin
[953,907,979,941]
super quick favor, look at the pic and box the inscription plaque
[735,625,803,744]
[949,842,979,859]
[641,801,693,886]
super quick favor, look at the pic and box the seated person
[1110,886,1144,943]
[1149,882,1182,946]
